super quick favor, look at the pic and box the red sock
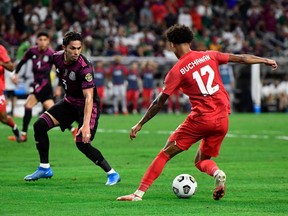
[195,159,219,176]
[138,150,170,192]
[7,115,15,128]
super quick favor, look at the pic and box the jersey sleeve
[0,45,11,63]
[208,51,229,65]
[162,69,181,96]
[15,49,32,73]
[81,62,95,89]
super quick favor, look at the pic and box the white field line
[1,125,287,141]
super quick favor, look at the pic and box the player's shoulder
[78,54,92,68]
[47,47,55,54]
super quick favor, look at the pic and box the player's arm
[78,87,94,143]
[228,54,278,70]
[130,92,169,140]
[0,60,15,72]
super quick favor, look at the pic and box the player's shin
[34,114,54,164]
[138,150,171,193]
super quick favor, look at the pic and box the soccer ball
[172,174,197,198]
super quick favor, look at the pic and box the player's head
[165,24,193,58]
[165,24,194,44]
[62,32,83,63]
[36,31,50,51]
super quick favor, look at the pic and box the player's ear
[62,45,65,50]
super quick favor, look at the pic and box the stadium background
[1,0,288,115]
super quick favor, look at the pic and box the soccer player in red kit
[0,44,21,141]
[117,24,278,201]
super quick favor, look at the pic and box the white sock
[134,190,145,198]
[13,125,17,130]
[107,168,116,175]
[40,163,50,168]
[213,169,221,178]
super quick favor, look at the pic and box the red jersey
[0,45,11,92]
[163,50,230,119]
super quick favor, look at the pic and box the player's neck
[174,44,191,59]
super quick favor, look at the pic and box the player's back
[165,50,231,119]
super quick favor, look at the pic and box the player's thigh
[34,83,53,104]
[47,100,78,131]
[42,99,54,110]
[168,116,203,151]
[200,116,229,157]
[25,94,39,108]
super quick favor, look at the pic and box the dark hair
[37,31,49,38]
[62,32,83,46]
[165,24,194,44]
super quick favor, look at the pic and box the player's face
[63,41,82,63]
[37,36,50,51]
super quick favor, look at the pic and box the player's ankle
[134,190,145,198]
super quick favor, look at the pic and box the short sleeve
[162,69,181,96]
[81,63,95,89]
[0,45,11,63]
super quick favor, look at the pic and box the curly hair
[62,32,83,46]
[165,24,194,44]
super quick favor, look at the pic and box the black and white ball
[172,174,197,198]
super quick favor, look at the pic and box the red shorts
[97,86,104,99]
[126,90,139,101]
[0,93,7,112]
[168,115,229,157]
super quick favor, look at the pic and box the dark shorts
[47,99,100,142]
[30,80,53,103]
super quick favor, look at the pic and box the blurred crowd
[1,0,288,114]
[1,0,288,58]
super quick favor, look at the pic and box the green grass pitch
[0,113,287,216]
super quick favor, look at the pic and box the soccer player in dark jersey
[117,24,277,201]
[24,32,121,186]
[8,32,77,142]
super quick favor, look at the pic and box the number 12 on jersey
[192,65,219,96]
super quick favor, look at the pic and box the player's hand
[76,125,91,143]
[265,59,278,71]
[11,74,18,85]
[130,124,142,140]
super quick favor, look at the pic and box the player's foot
[116,194,142,201]
[24,167,53,181]
[213,170,226,200]
[105,172,121,186]
[71,127,78,141]
[8,133,27,143]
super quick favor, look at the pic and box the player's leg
[120,84,128,114]
[194,116,229,200]
[75,102,120,185]
[117,140,183,201]
[24,111,59,181]
[113,85,119,115]
[0,95,21,141]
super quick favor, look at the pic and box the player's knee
[33,117,50,135]
[76,142,88,152]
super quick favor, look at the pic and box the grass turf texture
[0,113,287,216]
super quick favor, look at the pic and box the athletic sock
[23,107,32,133]
[134,190,145,198]
[107,168,116,175]
[195,159,219,176]
[40,163,50,168]
[7,115,15,128]
[138,150,170,192]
